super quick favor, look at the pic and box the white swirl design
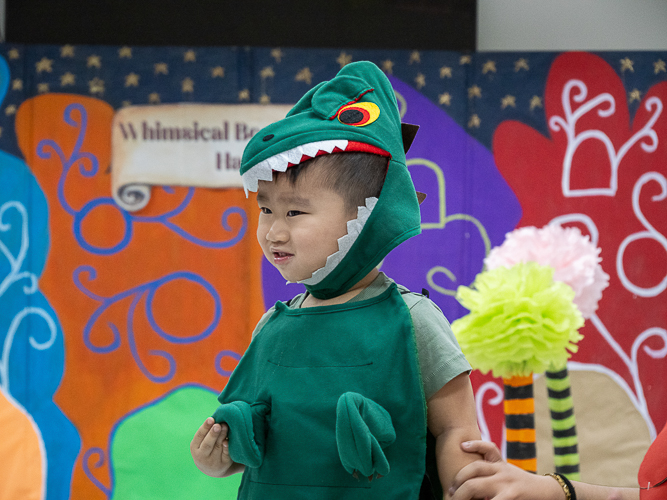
[0,201,57,392]
[549,80,662,197]
[616,172,667,297]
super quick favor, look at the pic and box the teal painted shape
[110,385,242,499]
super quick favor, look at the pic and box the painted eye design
[337,101,380,126]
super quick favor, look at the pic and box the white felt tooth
[267,156,287,173]
[273,152,291,168]
[286,147,304,164]
[364,197,378,211]
[357,206,371,220]
[346,219,362,238]
[242,172,258,194]
[306,142,328,158]
[335,139,348,151]
[256,161,274,181]
[300,143,317,158]
[319,139,348,153]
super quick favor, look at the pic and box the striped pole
[503,374,536,473]
[545,367,581,480]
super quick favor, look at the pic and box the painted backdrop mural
[0,45,665,499]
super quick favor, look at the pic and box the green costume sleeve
[336,392,396,478]
[211,401,270,468]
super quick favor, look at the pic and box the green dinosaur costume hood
[241,61,421,299]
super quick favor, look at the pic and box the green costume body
[212,61,460,498]
[215,284,426,499]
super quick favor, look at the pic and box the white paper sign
[111,103,292,211]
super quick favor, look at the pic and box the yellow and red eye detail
[337,102,380,126]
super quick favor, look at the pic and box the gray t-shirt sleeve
[250,307,276,340]
[402,292,472,401]
[250,293,306,340]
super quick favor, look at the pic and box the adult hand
[460,440,502,462]
[450,441,563,500]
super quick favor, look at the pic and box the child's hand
[190,417,234,477]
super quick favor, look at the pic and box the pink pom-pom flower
[485,224,610,318]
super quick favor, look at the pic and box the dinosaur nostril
[263,134,274,141]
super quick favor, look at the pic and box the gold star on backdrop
[271,48,284,63]
[60,45,75,57]
[501,95,516,109]
[36,57,53,73]
[337,52,352,68]
[88,77,104,94]
[654,59,666,74]
[295,67,313,85]
[260,94,271,104]
[482,60,496,75]
[459,55,472,65]
[5,105,17,116]
[8,48,19,60]
[468,114,481,128]
[438,92,451,106]
[439,66,452,78]
[87,55,102,68]
[409,51,421,64]
[620,57,634,72]
[530,95,543,110]
[514,58,529,71]
[0,128,3,138]
[211,66,225,78]
[414,73,426,89]
[12,79,23,91]
[122,100,132,107]
[184,50,196,62]
[119,46,132,58]
[381,60,394,74]
[629,89,642,102]
[260,66,275,79]
[60,72,76,86]
[154,63,168,75]
[37,83,50,93]
[125,73,140,87]
[182,77,194,92]
[149,92,161,104]
[238,89,250,101]
[468,85,482,99]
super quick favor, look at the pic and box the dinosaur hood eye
[337,102,380,126]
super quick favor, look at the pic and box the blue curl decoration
[74,266,222,383]
[82,448,112,497]
[215,350,242,377]
[36,105,248,255]
[73,198,134,255]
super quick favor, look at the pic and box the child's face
[256,164,355,283]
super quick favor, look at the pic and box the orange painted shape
[16,94,266,499]
[505,428,536,443]
[504,398,535,415]
[503,375,534,387]
[507,458,537,473]
[0,389,44,500]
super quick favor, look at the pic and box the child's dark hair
[274,153,388,212]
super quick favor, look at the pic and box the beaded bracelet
[544,472,577,500]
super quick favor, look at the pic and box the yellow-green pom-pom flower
[451,262,584,379]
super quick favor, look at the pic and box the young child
[190,61,482,499]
